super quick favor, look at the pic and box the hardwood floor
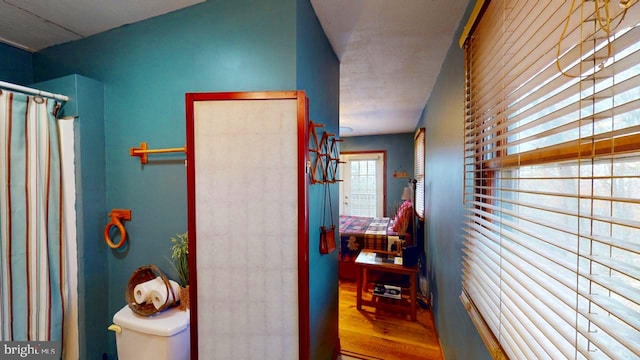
[339,280,443,360]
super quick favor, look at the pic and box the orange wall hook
[104,209,132,249]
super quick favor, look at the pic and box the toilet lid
[113,305,190,337]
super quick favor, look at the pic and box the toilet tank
[112,305,190,360]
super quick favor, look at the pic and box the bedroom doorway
[339,152,385,217]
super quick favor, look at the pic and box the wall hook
[130,142,187,164]
[104,209,132,249]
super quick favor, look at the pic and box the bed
[338,200,413,280]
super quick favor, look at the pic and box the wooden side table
[355,249,419,321]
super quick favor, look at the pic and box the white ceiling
[0,0,204,51]
[0,0,468,137]
[311,0,468,136]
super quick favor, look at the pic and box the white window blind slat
[462,247,501,289]
[481,64,640,154]
[581,292,640,334]
[499,283,573,360]
[462,0,640,358]
[471,188,640,232]
[587,234,640,255]
[581,253,640,283]
[465,274,501,335]
[462,237,502,300]
[468,198,640,332]
[467,3,591,127]
[580,271,640,314]
[500,240,578,310]
[577,309,640,359]
[579,325,638,360]
[465,218,589,334]
[498,306,543,360]
[465,267,501,321]
[461,250,501,297]
[414,129,425,219]
[504,8,631,100]
[467,208,580,261]
[500,268,578,357]
[470,26,640,159]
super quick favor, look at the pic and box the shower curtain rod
[0,80,69,102]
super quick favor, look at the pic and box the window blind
[462,1,640,359]
[414,128,425,219]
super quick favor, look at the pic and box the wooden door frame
[339,150,388,217]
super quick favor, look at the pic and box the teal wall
[296,0,340,358]
[34,75,108,360]
[341,133,415,217]
[416,1,490,358]
[0,43,32,85]
[32,0,338,358]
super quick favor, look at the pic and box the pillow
[392,200,413,234]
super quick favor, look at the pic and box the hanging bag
[319,177,336,254]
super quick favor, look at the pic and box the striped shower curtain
[0,90,67,343]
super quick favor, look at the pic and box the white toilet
[109,305,190,360]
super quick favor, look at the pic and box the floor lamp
[408,178,417,244]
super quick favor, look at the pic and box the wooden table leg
[363,268,368,292]
[356,264,362,310]
[410,272,417,321]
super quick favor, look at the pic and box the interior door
[186,91,309,360]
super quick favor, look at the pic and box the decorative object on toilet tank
[168,232,190,310]
[125,264,177,316]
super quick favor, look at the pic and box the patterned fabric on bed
[364,218,389,250]
[339,215,391,261]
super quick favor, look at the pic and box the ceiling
[0,0,468,137]
[311,0,469,136]
[0,0,204,52]
[0,0,204,51]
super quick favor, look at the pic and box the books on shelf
[373,284,402,300]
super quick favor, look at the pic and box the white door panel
[339,153,384,217]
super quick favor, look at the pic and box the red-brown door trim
[186,91,310,359]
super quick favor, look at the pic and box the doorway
[339,152,385,217]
